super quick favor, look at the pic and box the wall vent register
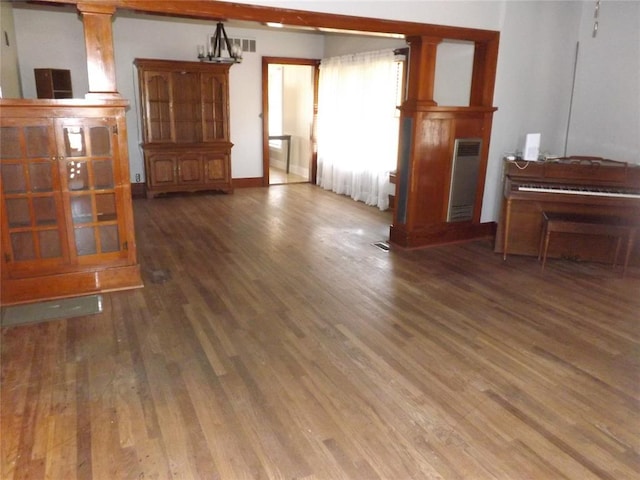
[447,138,482,222]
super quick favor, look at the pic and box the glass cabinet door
[57,118,126,261]
[143,71,173,143]
[0,118,68,273]
[201,72,228,142]
[172,71,202,143]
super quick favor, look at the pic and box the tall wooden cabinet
[0,99,142,305]
[134,58,233,198]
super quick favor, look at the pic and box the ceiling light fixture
[198,22,242,64]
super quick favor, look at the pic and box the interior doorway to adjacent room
[262,57,320,186]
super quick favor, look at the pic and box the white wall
[0,1,23,98]
[567,0,639,162]
[484,0,582,221]
[11,5,87,98]
[433,41,474,107]
[231,1,504,30]
[10,1,640,224]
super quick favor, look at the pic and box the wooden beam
[36,0,499,41]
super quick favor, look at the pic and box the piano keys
[517,184,640,199]
[495,157,640,266]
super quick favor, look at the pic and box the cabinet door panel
[143,71,173,143]
[74,226,97,256]
[11,232,36,261]
[29,162,55,192]
[173,72,201,143]
[0,117,68,274]
[25,126,52,157]
[57,117,129,262]
[89,125,112,156]
[1,163,27,193]
[178,155,202,184]
[204,153,229,183]
[148,155,177,186]
[39,230,63,258]
[0,126,22,158]
[62,126,87,157]
[5,198,30,227]
[99,225,120,253]
[70,195,93,224]
[93,160,115,189]
[95,193,118,222]
[32,197,58,225]
[201,73,228,142]
[67,160,90,191]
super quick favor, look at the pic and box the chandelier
[198,22,242,64]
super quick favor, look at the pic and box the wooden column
[77,2,120,98]
[469,36,500,107]
[390,34,498,249]
[405,36,441,106]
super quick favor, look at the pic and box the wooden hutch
[134,59,233,198]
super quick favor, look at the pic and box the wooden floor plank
[2,184,639,479]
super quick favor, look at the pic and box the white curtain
[316,49,400,210]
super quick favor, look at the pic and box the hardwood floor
[2,184,639,480]
[269,166,308,185]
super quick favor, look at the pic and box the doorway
[262,57,320,186]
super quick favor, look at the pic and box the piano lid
[505,156,640,188]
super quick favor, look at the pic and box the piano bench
[539,212,637,277]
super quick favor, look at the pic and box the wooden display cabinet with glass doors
[0,100,142,305]
[135,58,233,198]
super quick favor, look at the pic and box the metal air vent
[446,138,482,222]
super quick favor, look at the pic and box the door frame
[261,56,320,186]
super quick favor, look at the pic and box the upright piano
[495,157,640,265]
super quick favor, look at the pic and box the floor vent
[373,241,391,252]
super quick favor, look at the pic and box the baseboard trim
[389,221,497,249]
[130,178,266,197]
[233,177,265,188]
[131,182,146,199]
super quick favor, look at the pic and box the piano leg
[538,220,547,262]
[623,228,637,277]
[503,198,513,260]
